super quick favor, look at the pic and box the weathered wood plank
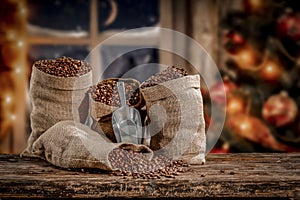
[0,154,299,198]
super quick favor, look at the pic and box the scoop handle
[117,82,127,107]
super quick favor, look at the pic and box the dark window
[98,0,159,31]
[27,0,90,32]
[100,46,159,81]
[29,45,89,61]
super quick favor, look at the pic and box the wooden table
[0,153,299,199]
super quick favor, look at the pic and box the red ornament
[224,31,245,46]
[210,144,230,154]
[260,58,283,82]
[277,12,300,41]
[262,91,298,127]
[226,114,297,151]
[210,77,237,105]
[223,31,246,55]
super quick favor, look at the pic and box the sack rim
[32,65,93,90]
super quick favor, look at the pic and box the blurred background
[1,0,300,154]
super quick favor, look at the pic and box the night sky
[27,0,159,31]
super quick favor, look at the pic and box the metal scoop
[112,82,142,144]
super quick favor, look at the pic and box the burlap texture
[89,78,143,143]
[141,75,206,164]
[31,120,153,170]
[21,65,92,157]
[90,97,118,142]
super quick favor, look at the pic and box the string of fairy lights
[1,0,28,151]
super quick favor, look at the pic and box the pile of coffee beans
[34,57,92,77]
[140,66,188,89]
[89,80,140,107]
[108,148,190,179]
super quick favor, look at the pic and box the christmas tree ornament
[210,77,237,105]
[277,12,300,41]
[223,30,246,55]
[262,91,298,127]
[226,114,297,151]
[259,58,283,82]
[226,93,247,115]
[231,44,262,71]
[210,143,230,154]
[243,0,267,14]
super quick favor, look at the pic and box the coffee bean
[35,57,91,77]
[140,66,188,89]
[89,80,141,107]
[165,174,174,178]
[108,148,190,179]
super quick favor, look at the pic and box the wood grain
[0,153,299,199]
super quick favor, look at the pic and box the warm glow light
[234,46,261,70]
[228,99,242,109]
[7,31,16,40]
[13,64,24,74]
[240,50,253,63]
[10,114,16,121]
[249,0,262,9]
[15,67,22,74]
[5,94,12,104]
[17,40,24,48]
[265,64,275,73]
[227,96,245,115]
[240,120,250,131]
[20,6,27,15]
[261,59,282,81]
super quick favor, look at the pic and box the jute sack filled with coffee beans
[21,57,92,157]
[31,120,153,170]
[141,67,206,164]
[89,78,143,142]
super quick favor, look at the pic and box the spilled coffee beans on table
[140,66,188,89]
[34,57,92,77]
[89,80,140,107]
[108,148,190,179]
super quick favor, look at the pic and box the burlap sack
[141,75,206,164]
[90,78,143,142]
[21,65,92,157]
[90,96,118,142]
[31,120,153,170]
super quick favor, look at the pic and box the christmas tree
[209,0,300,153]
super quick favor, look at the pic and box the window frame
[27,0,174,70]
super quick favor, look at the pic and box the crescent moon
[104,0,118,26]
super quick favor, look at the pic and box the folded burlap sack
[31,120,153,170]
[21,58,92,157]
[141,75,206,164]
[89,78,143,142]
